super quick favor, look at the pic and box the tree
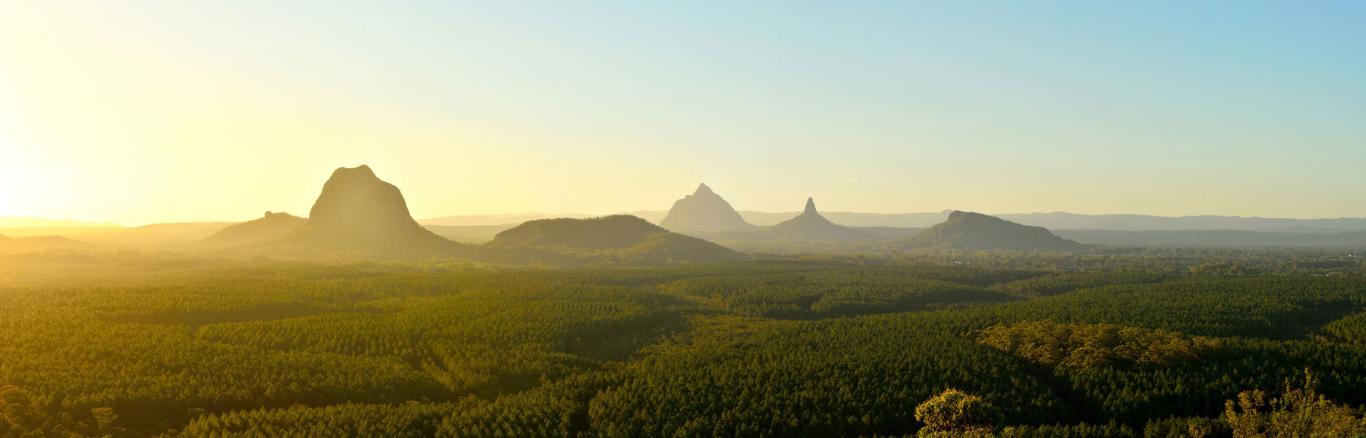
[915,389,1003,438]
[1224,371,1366,438]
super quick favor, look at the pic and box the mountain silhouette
[0,234,91,253]
[202,212,307,247]
[900,211,1086,251]
[265,165,472,257]
[759,198,875,242]
[487,215,743,264]
[659,183,757,233]
[698,198,876,242]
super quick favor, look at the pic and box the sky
[1,1,1364,226]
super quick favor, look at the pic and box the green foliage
[1223,372,1366,438]
[957,277,1366,340]
[0,385,85,438]
[4,252,1366,437]
[583,318,1075,438]
[975,321,1222,370]
[178,401,472,438]
[662,265,1037,319]
[1142,417,1228,438]
[1317,312,1366,345]
[915,389,1004,438]
[995,272,1170,298]
[1005,422,1139,438]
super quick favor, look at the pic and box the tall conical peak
[659,183,756,232]
[804,198,818,215]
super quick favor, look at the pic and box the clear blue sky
[2,1,1364,225]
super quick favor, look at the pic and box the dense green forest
[2,249,1366,437]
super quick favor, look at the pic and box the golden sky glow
[2,2,1364,225]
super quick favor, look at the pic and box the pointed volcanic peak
[267,165,471,257]
[900,211,1087,252]
[764,198,875,242]
[202,211,308,247]
[487,214,743,264]
[659,183,757,233]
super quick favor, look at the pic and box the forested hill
[486,215,744,264]
[489,215,672,250]
[900,210,1087,251]
[201,212,306,247]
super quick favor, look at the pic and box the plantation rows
[2,253,1366,437]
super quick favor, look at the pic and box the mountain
[202,212,307,247]
[419,212,594,226]
[753,198,875,242]
[0,234,92,253]
[736,210,953,227]
[266,165,471,257]
[0,222,234,245]
[486,215,743,264]
[659,183,757,233]
[419,210,669,226]
[900,211,1086,251]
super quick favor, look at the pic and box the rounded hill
[487,215,744,264]
[899,211,1086,251]
[203,212,307,247]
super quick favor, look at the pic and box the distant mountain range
[419,211,668,227]
[705,198,874,242]
[188,166,738,264]
[419,211,1366,233]
[0,234,91,253]
[8,175,1366,255]
[0,222,234,244]
[19,208,1358,235]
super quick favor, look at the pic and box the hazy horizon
[4,2,1365,225]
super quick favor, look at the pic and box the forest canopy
[1,250,1366,437]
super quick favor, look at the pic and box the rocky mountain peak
[659,183,756,233]
[271,165,463,255]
